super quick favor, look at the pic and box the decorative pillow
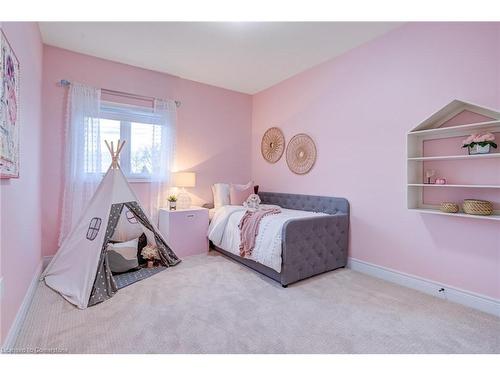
[230,181,254,205]
[212,183,230,209]
[107,238,140,273]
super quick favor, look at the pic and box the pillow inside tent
[107,237,140,273]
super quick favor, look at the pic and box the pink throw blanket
[238,208,281,258]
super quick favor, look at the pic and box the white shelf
[408,153,500,161]
[408,120,500,138]
[407,101,500,219]
[408,183,500,189]
[410,208,500,221]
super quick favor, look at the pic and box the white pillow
[107,238,139,273]
[212,183,230,209]
[212,182,254,209]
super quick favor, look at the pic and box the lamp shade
[172,172,196,188]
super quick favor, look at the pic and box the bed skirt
[211,244,283,284]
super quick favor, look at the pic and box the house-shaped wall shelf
[407,100,500,221]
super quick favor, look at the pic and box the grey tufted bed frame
[211,192,349,287]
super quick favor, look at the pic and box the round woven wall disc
[261,127,285,164]
[286,134,317,175]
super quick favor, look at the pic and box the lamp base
[176,189,191,210]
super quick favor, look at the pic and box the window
[125,209,138,224]
[86,217,102,241]
[87,102,166,181]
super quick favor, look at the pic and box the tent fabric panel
[42,181,114,309]
[125,201,180,266]
[42,167,117,308]
[43,226,108,308]
[88,203,123,306]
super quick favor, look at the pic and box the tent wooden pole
[104,139,126,169]
[116,140,121,157]
[111,141,117,168]
[116,140,126,157]
[104,140,113,156]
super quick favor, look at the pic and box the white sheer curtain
[59,83,102,245]
[148,99,177,224]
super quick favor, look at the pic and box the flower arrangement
[462,132,497,154]
[141,245,160,261]
[167,195,177,202]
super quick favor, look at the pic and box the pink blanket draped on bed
[238,208,281,258]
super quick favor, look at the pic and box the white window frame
[98,101,163,182]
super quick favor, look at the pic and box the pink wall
[0,23,43,344]
[251,22,500,299]
[41,46,252,257]
[2,23,499,347]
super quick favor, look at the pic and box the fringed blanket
[238,208,281,257]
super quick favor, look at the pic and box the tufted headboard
[258,192,349,216]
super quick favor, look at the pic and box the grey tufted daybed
[211,192,349,287]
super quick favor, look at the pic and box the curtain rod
[59,79,181,108]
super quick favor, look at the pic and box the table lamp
[172,172,196,209]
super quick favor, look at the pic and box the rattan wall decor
[286,133,317,174]
[261,127,285,163]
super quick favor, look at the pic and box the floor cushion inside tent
[109,234,166,289]
[107,238,140,273]
[113,266,167,289]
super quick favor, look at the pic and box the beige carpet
[14,252,500,354]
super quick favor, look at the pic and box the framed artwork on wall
[0,29,20,178]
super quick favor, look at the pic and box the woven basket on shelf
[462,199,493,216]
[440,202,459,213]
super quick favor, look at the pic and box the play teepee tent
[41,140,180,309]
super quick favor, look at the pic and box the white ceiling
[39,22,402,94]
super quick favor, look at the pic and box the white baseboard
[347,258,500,318]
[2,261,43,351]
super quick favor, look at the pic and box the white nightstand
[158,206,209,258]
